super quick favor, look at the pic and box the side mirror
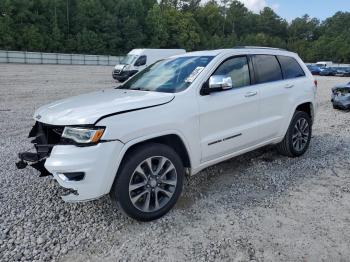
[209,75,233,90]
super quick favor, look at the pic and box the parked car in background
[334,67,350,77]
[331,82,350,109]
[112,49,186,82]
[16,47,317,221]
[319,67,337,76]
[316,61,333,68]
[307,65,321,75]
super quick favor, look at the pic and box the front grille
[16,122,64,175]
[29,122,64,147]
[40,123,64,145]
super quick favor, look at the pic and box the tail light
[314,79,318,88]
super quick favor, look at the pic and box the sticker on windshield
[185,67,205,83]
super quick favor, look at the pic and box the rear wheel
[277,111,312,157]
[110,143,184,221]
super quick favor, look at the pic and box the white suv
[17,47,317,221]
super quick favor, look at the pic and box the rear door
[198,55,261,162]
[277,55,310,125]
[252,54,306,140]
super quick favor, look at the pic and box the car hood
[34,89,174,125]
[114,64,126,70]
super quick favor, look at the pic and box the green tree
[20,25,45,51]
[0,0,349,62]
[146,4,169,47]
[289,15,320,41]
[176,12,201,50]
[75,28,103,53]
[258,7,288,39]
[0,15,15,49]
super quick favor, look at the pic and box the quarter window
[277,55,305,79]
[213,56,250,88]
[253,55,283,84]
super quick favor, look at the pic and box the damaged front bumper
[16,122,62,176]
[16,122,124,202]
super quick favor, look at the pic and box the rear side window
[277,56,305,79]
[253,55,283,84]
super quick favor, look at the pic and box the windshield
[120,54,137,65]
[118,56,214,93]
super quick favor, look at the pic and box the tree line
[0,0,349,62]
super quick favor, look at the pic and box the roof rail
[233,46,287,51]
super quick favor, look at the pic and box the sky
[237,0,350,21]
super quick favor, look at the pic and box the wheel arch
[108,132,191,194]
[289,101,315,126]
[121,133,192,168]
[280,100,315,140]
[110,133,188,221]
[295,101,315,123]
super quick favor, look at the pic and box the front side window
[277,55,305,79]
[213,56,250,88]
[253,55,283,84]
[120,54,137,65]
[118,56,214,93]
[135,55,147,66]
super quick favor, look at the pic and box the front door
[198,56,261,163]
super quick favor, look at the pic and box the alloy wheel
[292,118,310,152]
[128,156,177,212]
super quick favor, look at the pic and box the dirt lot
[0,64,350,262]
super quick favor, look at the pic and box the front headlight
[62,127,105,144]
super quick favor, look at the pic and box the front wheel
[276,111,312,157]
[110,143,184,221]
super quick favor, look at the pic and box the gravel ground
[0,64,350,262]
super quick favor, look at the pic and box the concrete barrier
[0,50,121,66]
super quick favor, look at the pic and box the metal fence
[306,62,350,68]
[0,50,122,66]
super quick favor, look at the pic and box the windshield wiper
[117,86,152,91]
[130,87,152,91]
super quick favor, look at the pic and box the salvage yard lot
[0,64,350,261]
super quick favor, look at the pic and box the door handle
[245,91,258,97]
[285,84,294,88]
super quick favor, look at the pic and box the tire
[276,111,312,157]
[110,143,184,221]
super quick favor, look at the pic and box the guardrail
[0,50,122,66]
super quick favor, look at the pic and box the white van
[315,61,333,68]
[112,49,186,82]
